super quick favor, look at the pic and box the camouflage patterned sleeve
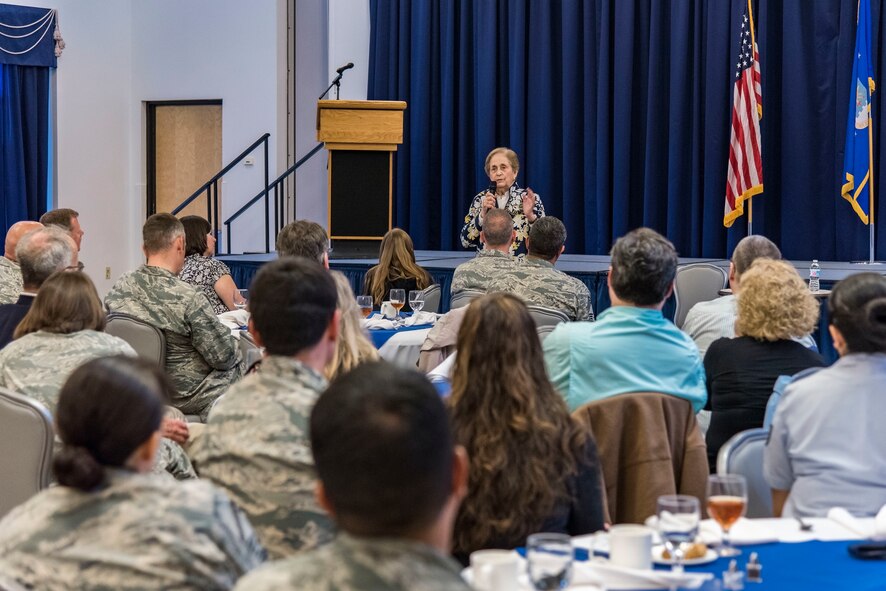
[577,282,594,322]
[460,192,486,250]
[208,487,269,573]
[185,293,240,370]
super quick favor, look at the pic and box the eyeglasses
[64,262,85,272]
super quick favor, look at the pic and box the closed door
[147,102,222,219]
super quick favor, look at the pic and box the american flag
[724,4,763,228]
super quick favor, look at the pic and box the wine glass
[233,289,249,311]
[657,495,701,574]
[707,474,747,557]
[356,295,373,318]
[526,533,572,590]
[408,289,425,315]
[389,289,405,327]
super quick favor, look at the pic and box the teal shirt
[543,306,706,412]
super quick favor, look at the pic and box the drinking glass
[707,474,748,557]
[356,296,373,318]
[233,289,249,311]
[526,533,572,590]
[657,495,701,575]
[408,289,425,314]
[389,289,405,327]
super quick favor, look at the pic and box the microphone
[336,62,355,74]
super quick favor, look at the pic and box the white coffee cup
[380,301,397,319]
[608,524,653,570]
[469,549,519,591]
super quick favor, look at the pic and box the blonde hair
[483,147,519,175]
[736,259,819,341]
[365,228,432,306]
[326,271,378,380]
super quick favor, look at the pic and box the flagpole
[748,0,757,236]
[868,92,875,262]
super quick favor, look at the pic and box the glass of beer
[707,474,747,557]
[356,296,373,318]
[389,289,406,327]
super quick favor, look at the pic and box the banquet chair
[449,289,484,309]
[572,392,709,524]
[419,284,442,314]
[527,304,569,331]
[673,263,728,328]
[106,312,166,367]
[0,388,53,518]
[717,428,772,518]
[536,324,558,341]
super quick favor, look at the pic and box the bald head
[5,221,44,262]
[480,208,514,251]
[16,226,77,291]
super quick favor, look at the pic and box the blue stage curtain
[369,0,886,261]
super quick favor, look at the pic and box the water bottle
[809,260,821,292]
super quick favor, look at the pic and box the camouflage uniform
[460,184,545,257]
[0,329,196,480]
[0,256,22,305]
[105,265,243,420]
[449,249,516,296]
[192,355,334,559]
[233,533,470,591]
[487,256,594,321]
[0,469,265,590]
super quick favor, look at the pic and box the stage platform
[218,251,877,364]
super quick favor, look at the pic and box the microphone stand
[319,72,343,100]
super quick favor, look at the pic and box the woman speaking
[460,147,545,257]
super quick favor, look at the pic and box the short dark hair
[16,226,76,288]
[527,216,566,260]
[250,257,337,355]
[40,208,79,231]
[53,356,171,491]
[482,209,513,247]
[276,220,328,263]
[829,273,886,353]
[143,213,184,255]
[180,215,211,257]
[609,227,678,305]
[732,235,782,277]
[311,361,453,536]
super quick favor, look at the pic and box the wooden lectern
[317,100,407,255]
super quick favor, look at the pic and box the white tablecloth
[377,327,432,368]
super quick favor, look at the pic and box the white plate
[651,545,718,566]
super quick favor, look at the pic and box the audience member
[543,228,706,411]
[0,270,195,479]
[0,221,42,304]
[362,228,433,312]
[276,219,330,267]
[704,259,825,469]
[487,216,593,321]
[765,273,886,518]
[449,208,515,297]
[234,361,470,591]
[326,270,378,380]
[193,257,339,558]
[448,293,605,563]
[179,215,242,314]
[105,213,242,420]
[0,356,265,588]
[40,207,84,251]
[682,235,815,355]
[0,226,76,349]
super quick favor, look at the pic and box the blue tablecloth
[366,314,434,348]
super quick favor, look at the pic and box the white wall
[328,0,369,101]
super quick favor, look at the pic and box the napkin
[573,561,713,590]
[217,309,250,336]
[643,516,777,546]
[363,311,437,330]
[826,507,886,540]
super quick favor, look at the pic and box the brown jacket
[572,392,708,524]
[417,307,468,372]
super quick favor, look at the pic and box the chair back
[106,312,166,367]
[572,392,709,524]
[717,428,772,518]
[673,263,728,328]
[0,388,53,518]
[536,324,558,341]
[527,304,569,330]
[449,289,484,309]
[420,284,442,314]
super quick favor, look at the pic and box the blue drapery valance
[0,3,63,68]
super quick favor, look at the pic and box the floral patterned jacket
[459,183,545,257]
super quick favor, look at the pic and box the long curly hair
[365,228,432,306]
[449,293,589,554]
[326,271,379,380]
[736,259,819,340]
